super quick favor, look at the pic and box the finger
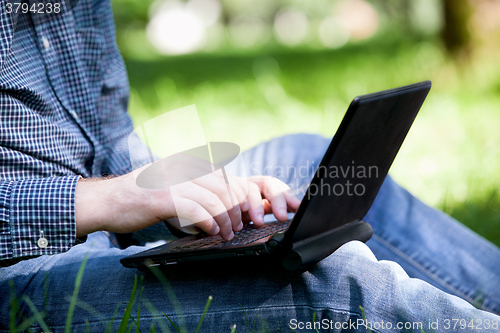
[192,170,243,232]
[245,182,265,227]
[244,199,291,223]
[253,176,301,220]
[172,197,220,236]
[254,176,289,222]
[227,175,250,212]
[172,182,234,239]
[222,174,247,231]
[283,188,301,212]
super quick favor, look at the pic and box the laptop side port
[144,259,161,267]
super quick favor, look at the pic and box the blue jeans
[1,134,499,332]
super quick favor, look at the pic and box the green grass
[7,246,491,332]
[8,259,222,332]
[124,36,500,247]
[8,258,294,332]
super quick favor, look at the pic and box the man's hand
[75,161,301,240]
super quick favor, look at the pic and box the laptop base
[279,220,373,271]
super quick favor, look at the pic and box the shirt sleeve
[0,176,81,263]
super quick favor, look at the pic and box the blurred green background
[111,0,500,246]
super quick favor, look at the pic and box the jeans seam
[46,305,368,331]
[371,233,494,313]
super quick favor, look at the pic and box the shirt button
[42,37,50,50]
[37,230,48,249]
[37,237,48,248]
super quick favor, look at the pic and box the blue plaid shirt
[0,0,137,262]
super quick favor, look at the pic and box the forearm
[74,174,164,237]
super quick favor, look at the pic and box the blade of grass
[251,308,262,333]
[230,324,237,333]
[9,280,20,331]
[194,295,212,333]
[127,318,136,333]
[21,295,50,332]
[132,317,143,333]
[148,266,186,332]
[311,312,320,333]
[66,296,106,323]
[161,312,182,333]
[65,252,90,333]
[118,274,139,333]
[142,298,170,333]
[358,306,372,333]
[239,304,249,333]
[84,319,91,333]
[104,303,122,333]
[16,315,39,331]
[136,285,145,333]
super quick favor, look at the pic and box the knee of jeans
[334,241,411,283]
[336,240,378,262]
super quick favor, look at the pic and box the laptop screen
[285,81,431,243]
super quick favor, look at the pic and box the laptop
[121,80,432,271]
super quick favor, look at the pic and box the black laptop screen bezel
[282,80,432,245]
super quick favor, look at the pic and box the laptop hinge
[280,220,373,271]
[267,231,286,252]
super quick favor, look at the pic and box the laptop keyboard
[163,221,291,253]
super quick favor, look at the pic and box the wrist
[75,174,162,237]
[75,178,111,237]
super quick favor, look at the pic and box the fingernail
[237,221,243,231]
[279,208,287,217]
[214,225,220,234]
[257,213,264,223]
[228,231,234,240]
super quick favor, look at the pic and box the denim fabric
[1,134,499,332]
[238,134,500,315]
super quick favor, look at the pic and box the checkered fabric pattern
[0,0,136,262]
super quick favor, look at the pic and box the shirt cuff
[2,176,81,259]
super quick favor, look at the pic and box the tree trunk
[441,0,472,58]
